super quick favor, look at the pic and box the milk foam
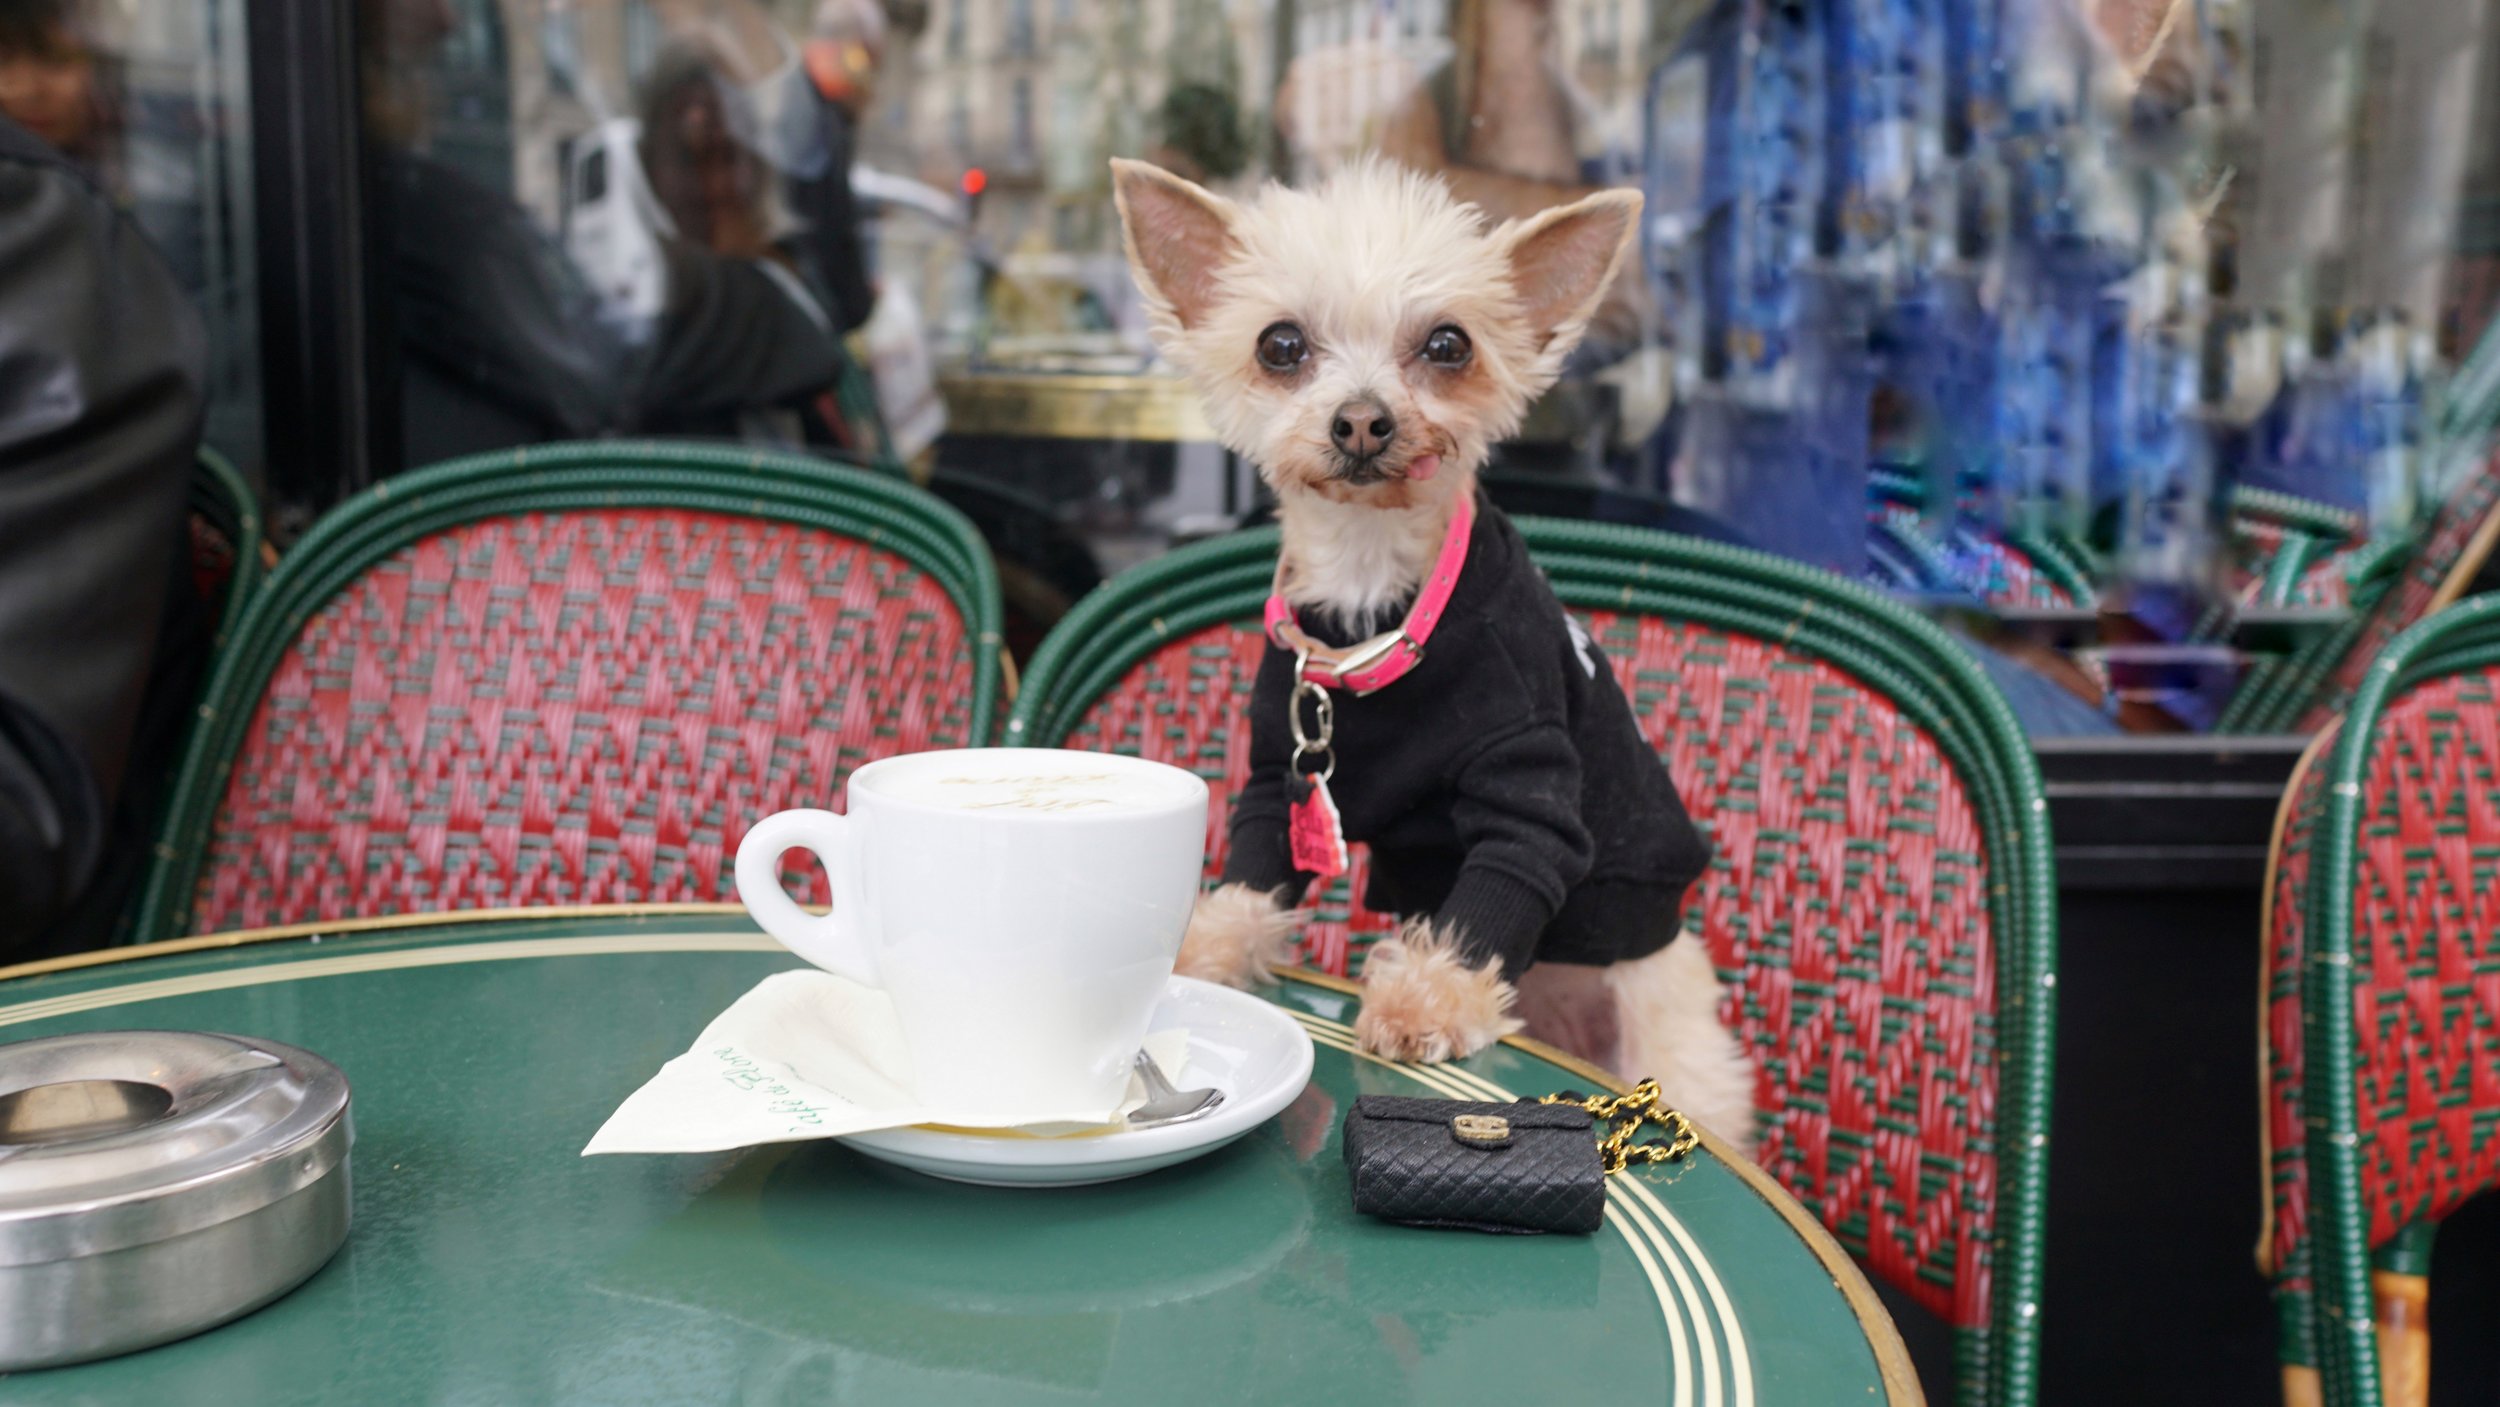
[859,753,1192,814]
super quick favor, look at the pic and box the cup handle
[734,809,877,986]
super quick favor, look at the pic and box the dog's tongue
[1406,454,1442,483]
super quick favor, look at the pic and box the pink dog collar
[1264,497,1474,695]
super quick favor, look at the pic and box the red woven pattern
[2296,459,2500,732]
[2345,670,2500,1242]
[188,510,975,931]
[1066,612,2001,1329]
[2264,742,2330,1306]
[2283,550,2357,610]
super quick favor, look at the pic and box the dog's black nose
[1330,397,1396,460]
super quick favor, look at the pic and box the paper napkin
[584,969,1190,1155]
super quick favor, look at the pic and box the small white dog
[1111,157,1756,1152]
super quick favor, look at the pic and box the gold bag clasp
[1450,1113,1511,1146]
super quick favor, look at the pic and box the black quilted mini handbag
[1341,1079,1699,1235]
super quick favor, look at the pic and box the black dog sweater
[1221,498,1712,978]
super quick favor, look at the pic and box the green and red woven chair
[1008,520,2059,1407]
[2219,449,2500,735]
[2260,592,2500,1407]
[1866,469,2097,610]
[2230,488,2371,614]
[131,441,1000,941]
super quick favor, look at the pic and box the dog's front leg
[1176,881,1304,989]
[1353,918,1524,1063]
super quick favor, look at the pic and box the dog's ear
[1110,158,1240,332]
[1497,188,1643,357]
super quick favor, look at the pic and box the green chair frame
[131,440,1000,943]
[2218,308,2500,735]
[190,446,267,650]
[2230,487,2367,610]
[1008,519,2057,1407]
[94,449,272,948]
[2261,592,2500,1407]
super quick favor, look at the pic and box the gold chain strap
[1541,1078,1700,1175]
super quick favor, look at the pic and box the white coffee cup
[733,748,1210,1124]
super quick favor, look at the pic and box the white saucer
[838,975,1316,1187]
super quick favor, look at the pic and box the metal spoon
[1126,1050,1224,1128]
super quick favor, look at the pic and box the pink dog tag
[1287,773,1349,878]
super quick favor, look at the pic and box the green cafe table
[0,911,1921,1406]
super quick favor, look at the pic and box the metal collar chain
[1542,1078,1700,1175]
[1288,646,1336,784]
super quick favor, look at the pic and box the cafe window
[0,0,264,487]
[225,0,2500,739]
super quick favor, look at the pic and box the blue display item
[1691,0,1824,398]
[1882,269,2003,551]
[2353,314,2427,535]
[1823,0,1947,276]
[1939,0,2009,154]
[2107,312,2228,657]
[1644,38,1716,398]
[1675,270,1875,577]
[1627,0,2467,710]
[2244,331,2370,516]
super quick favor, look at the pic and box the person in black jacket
[0,111,206,954]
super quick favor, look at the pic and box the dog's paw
[1353,919,1524,1064]
[1176,883,1303,989]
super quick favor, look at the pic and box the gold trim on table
[0,903,759,983]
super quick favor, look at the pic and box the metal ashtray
[0,1031,352,1369]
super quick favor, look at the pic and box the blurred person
[634,29,891,458]
[639,41,783,263]
[1274,0,1663,487]
[785,0,881,333]
[0,0,103,169]
[0,0,219,303]
[365,0,849,466]
[1365,0,1650,360]
[0,110,208,952]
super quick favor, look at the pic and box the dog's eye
[1255,323,1308,373]
[1422,325,1472,367]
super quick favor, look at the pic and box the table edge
[1280,969,1926,1407]
[5,908,1925,1406]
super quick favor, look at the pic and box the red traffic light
[961,167,987,197]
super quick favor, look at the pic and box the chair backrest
[2231,488,2365,610]
[1865,469,2094,609]
[134,441,1000,941]
[2259,593,2500,1406]
[2281,450,2500,735]
[1010,519,2057,1407]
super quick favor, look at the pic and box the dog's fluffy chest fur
[1273,494,1447,628]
